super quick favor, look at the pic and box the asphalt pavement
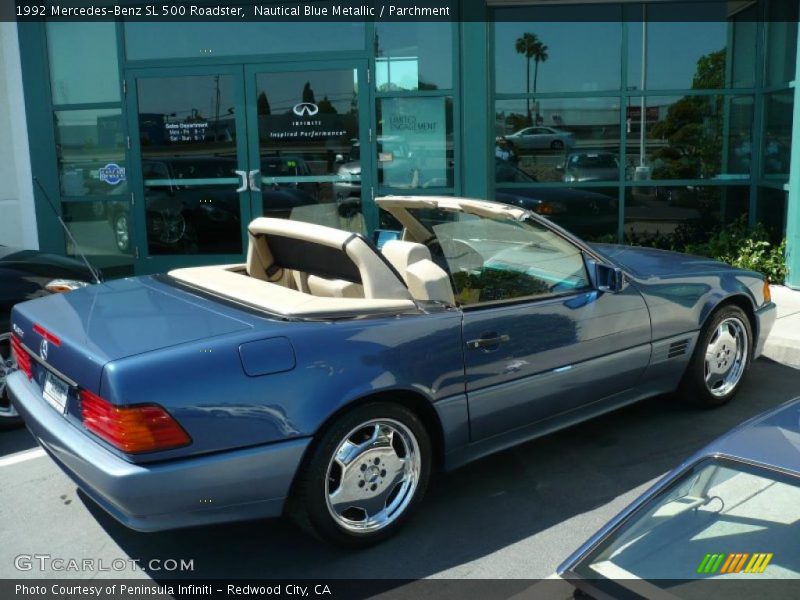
[1,358,799,586]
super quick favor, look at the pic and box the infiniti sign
[292,102,319,117]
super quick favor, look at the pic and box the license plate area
[42,371,70,415]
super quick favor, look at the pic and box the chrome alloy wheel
[0,333,19,419]
[325,419,421,533]
[704,317,748,398]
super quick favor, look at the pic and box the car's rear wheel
[0,333,23,430]
[679,305,752,408]
[290,402,431,547]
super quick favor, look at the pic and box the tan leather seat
[381,240,454,305]
[307,275,364,299]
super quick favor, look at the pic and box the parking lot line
[0,447,45,467]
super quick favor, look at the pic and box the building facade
[2,1,799,286]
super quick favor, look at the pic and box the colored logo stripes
[697,552,773,574]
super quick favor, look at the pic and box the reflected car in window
[559,398,800,597]
[559,152,620,183]
[504,127,576,151]
[495,159,618,238]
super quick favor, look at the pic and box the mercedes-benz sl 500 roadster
[7,196,776,546]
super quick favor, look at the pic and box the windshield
[569,154,618,169]
[406,208,589,305]
[571,458,800,590]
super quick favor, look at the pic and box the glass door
[243,61,374,236]
[126,65,250,273]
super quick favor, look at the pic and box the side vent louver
[668,339,690,359]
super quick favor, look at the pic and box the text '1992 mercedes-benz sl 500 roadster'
[7,196,776,547]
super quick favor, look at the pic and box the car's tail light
[763,280,772,304]
[10,334,32,380]
[80,390,191,454]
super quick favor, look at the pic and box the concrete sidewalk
[762,285,800,369]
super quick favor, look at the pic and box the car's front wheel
[680,305,752,408]
[290,402,431,547]
[0,333,23,430]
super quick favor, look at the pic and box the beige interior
[168,214,457,318]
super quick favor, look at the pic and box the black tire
[289,401,432,548]
[679,305,753,408]
[550,140,565,150]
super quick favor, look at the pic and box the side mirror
[595,262,625,293]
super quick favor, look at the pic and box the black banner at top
[4,0,800,23]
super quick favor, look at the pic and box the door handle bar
[467,334,510,350]
[234,170,248,192]
[248,169,261,192]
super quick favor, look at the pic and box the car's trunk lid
[10,276,252,392]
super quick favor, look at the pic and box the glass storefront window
[624,186,749,248]
[763,91,794,177]
[493,6,622,94]
[54,109,127,197]
[495,184,619,242]
[766,1,799,87]
[627,3,745,91]
[375,22,453,91]
[136,75,243,256]
[125,22,365,60]
[756,187,788,240]
[62,201,133,277]
[495,97,621,183]
[376,96,454,189]
[626,95,752,181]
[47,22,120,105]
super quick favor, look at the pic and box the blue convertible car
[7,196,776,546]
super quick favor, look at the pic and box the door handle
[248,169,261,192]
[235,170,248,192]
[466,334,510,350]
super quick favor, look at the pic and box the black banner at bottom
[3,578,799,600]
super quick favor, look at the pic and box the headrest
[381,240,431,280]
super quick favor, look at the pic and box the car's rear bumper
[7,371,310,532]
[754,301,777,359]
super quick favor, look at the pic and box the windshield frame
[561,454,800,596]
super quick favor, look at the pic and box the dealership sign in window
[379,97,447,188]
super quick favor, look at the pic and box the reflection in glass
[62,201,133,277]
[54,109,126,197]
[766,2,799,87]
[137,75,242,255]
[624,186,748,249]
[125,22,365,60]
[627,3,731,91]
[495,98,620,183]
[756,187,788,240]
[377,96,454,189]
[495,181,619,241]
[627,95,753,181]
[375,21,453,91]
[494,6,622,94]
[763,91,794,177]
[255,69,361,233]
[573,459,800,583]
[47,22,120,105]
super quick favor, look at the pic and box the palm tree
[515,32,540,124]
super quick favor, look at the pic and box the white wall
[0,23,38,250]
